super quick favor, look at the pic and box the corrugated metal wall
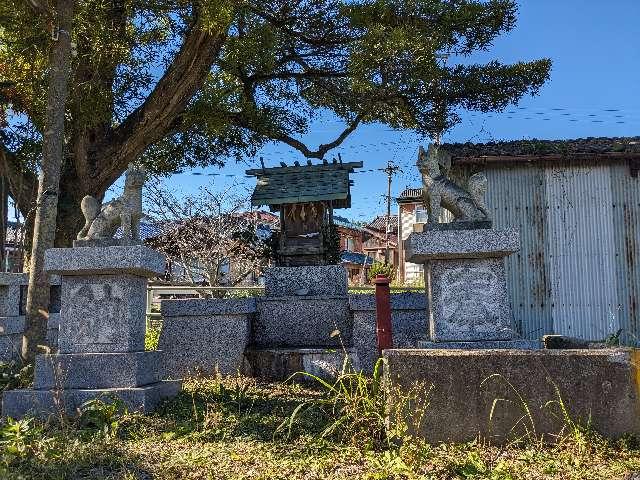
[610,164,640,345]
[485,162,639,343]
[486,165,552,340]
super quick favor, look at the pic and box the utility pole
[381,160,401,265]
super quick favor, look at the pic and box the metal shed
[440,137,640,344]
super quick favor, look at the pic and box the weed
[0,361,33,393]
[278,357,430,450]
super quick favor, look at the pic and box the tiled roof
[442,136,640,159]
[246,161,362,208]
[398,188,423,201]
[367,214,398,232]
[334,215,363,231]
[340,250,374,266]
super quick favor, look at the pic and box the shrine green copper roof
[246,160,362,209]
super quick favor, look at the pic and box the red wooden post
[374,274,393,355]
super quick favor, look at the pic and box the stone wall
[0,273,61,362]
[158,291,429,379]
[384,348,640,443]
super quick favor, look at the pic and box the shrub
[367,263,396,283]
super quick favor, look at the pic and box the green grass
[2,375,640,479]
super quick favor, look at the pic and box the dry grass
[2,375,640,479]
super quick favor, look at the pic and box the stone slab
[254,296,351,348]
[263,265,347,297]
[33,351,163,389]
[0,284,22,317]
[383,348,640,443]
[58,275,147,353]
[242,348,359,382]
[45,245,165,277]
[417,339,540,349]
[2,381,181,419]
[159,313,251,379]
[427,257,517,342]
[161,298,257,317]
[0,316,25,335]
[0,334,22,361]
[0,273,28,286]
[405,228,519,262]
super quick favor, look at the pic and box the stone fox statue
[417,144,490,224]
[76,164,145,244]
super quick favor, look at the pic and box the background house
[397,136,640,344]
[363,215,399,268]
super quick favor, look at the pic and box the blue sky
[122,0,640,224]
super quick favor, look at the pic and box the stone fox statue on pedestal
[417,144,490,224]
[76,164,145,244]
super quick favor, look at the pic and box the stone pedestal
[406,227,538,349]
[255,265,352,348]
[159,298,254,378]
[2,245,180,419]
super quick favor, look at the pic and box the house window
[347,237,355,251]
[415,205,429,223]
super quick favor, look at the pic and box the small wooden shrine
[246,159,362,266]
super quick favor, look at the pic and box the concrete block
[254,296,351,348]
[405,228,520,262]
[45,245,165,277]
[264,265,347,297]
[242,348,359,382]
[33,352,162,389]
[58,275,147,353]
[2,381,181,419]
[159,308,251,379]
[384,348,640,443]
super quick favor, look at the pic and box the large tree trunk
[0,176,7,271]
[21,0,74,362]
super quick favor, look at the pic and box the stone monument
[2,171,180,419]
[407,144,538,349]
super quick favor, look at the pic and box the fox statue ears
[417,144,451,171]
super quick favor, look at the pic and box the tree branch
[270,114,362,159]
[0,142,37,216]
[92,14,230,193]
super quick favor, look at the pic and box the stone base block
[417,339,540,350]
[242,348,359,382]
[159,299,254,379]
[33,351,163,389]
[2,381,181,419]
[384,348,640,444]
[254,296,351,348]
[263,265,347,296]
